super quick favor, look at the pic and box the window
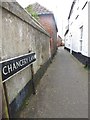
[80,26,83,39]
[77,7,79,10]
[80,40,82,51]
[80,26,83,51]
[75,15,79,20]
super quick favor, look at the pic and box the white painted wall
[65,0,89,57]
[65,33,70,49]
[88,2,90,57]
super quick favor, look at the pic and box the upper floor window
[77,7,79,10]
[75,15,79,20]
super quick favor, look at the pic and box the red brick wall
[38,14,57,57]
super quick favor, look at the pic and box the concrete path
[18,47,88,118]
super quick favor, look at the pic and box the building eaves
[52,14,58,32]
[68,0,76,20]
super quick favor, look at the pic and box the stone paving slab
[18,47,88,118]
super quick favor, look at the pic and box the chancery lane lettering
[3,58,30,75]
[0,52,36,82]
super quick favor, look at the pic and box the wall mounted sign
[0,52,36,83]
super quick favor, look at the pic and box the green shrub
[25,5,39,20]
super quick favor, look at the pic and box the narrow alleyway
[18,47,88,118]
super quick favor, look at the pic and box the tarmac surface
[18,47,88,118]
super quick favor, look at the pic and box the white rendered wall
[65,0,89,57]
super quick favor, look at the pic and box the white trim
[0,52,35,64]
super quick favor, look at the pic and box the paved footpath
[18,47,88,118]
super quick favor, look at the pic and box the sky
[16,0,73,38]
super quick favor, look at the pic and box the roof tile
[27,2,53,15]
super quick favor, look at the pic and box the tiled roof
[27,2,53,15]
[26,2,58,32]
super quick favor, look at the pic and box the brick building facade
[26,2,58,57]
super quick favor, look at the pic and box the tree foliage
[25,5,39,20]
